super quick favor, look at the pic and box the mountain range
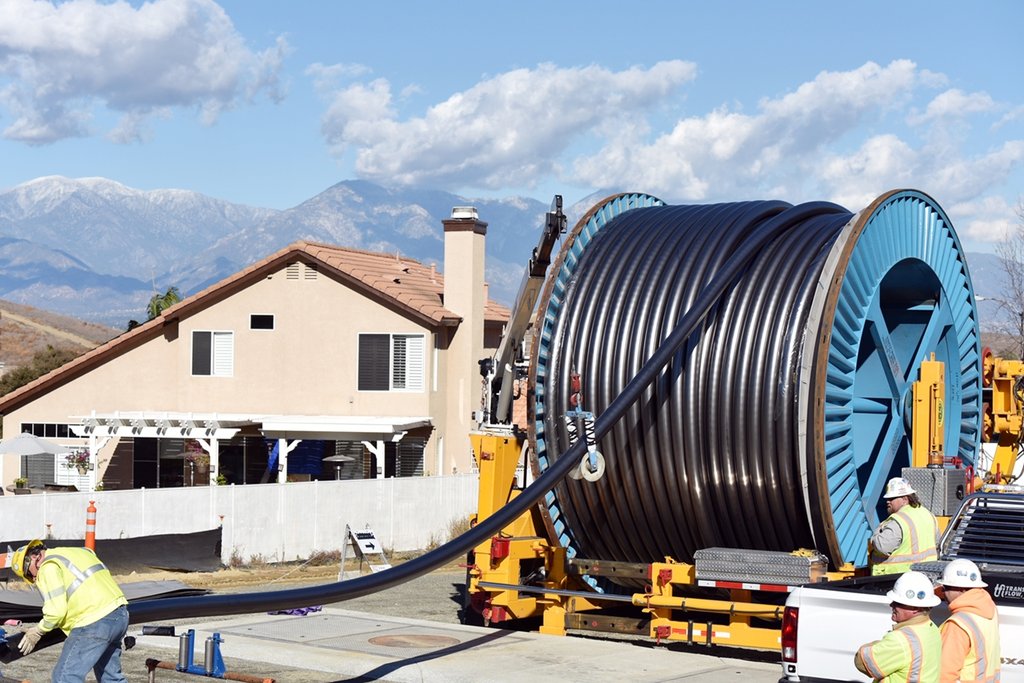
[0,176,1012,330]
[0,176,565,327]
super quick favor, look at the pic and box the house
[0,208,508,491]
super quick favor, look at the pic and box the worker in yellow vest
[937,559,1001,683]
[855,570,942,682]
[10,539,129,682]
[870,477,939,575]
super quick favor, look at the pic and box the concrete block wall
[0,474,479,566]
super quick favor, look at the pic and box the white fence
[1,474,480,565]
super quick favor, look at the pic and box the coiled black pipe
[533,200,854,567]
[0,199,831,663]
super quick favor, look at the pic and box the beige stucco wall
[2,261,471,487]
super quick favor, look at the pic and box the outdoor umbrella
[0,433,66,491]
[0,433,65,456]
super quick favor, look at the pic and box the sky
[0,0,1021,253]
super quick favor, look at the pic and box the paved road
[1,567,783,682]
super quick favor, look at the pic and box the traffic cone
[85,501,97,551]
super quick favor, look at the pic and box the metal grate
[941,492,1024,568]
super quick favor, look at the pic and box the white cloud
[313,56,1023,239]
[949,195,1020,243]
[306,62,373,95]
[995,105,1024,129]
[908,88,995,125]
[819,135,917,209]
[0,0,287,144]
[314,60,697,189]
[574,60,922,202]
[569,60,1024,221]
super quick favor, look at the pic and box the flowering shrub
[185,440,210,467]
[64,449,90,470]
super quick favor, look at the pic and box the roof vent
[450,206,478,219]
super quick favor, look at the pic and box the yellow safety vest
[35,547,128,635]
[857,616,942,683]
[945,611,1001,683]
[873,505,938,575]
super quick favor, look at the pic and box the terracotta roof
[295,241,510,324]
[0,240,510,413]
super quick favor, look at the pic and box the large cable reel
[529,189,981,571]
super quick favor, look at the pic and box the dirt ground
[120,562,350,590]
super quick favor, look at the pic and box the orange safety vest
[872,505,938,575]
[945,611,1001,683]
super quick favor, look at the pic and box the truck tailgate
[785,582,1024,682]
[785,586,903,682]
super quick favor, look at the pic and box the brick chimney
[442,206,487,474]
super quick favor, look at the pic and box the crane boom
[480,194,565,427]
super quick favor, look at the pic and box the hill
[0,299,119,372]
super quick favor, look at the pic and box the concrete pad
[135,607,783,682]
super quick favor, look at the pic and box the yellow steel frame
[984,355,1024,483]
[911,354,945,468]
[467,430,858,650]
[467,432,563,626]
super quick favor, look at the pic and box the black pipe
[1,199,817,663]
[535,201,851,575]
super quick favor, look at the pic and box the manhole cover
[368,634,461,648]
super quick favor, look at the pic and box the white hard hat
[939,559,987,588]
[885,571,940,608]
[883,477,916,499]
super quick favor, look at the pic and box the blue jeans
[51,605,128,683]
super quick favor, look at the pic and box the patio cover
[71,411,431,442]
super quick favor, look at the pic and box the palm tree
[147,286,182,320]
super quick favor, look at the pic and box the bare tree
[994,199,1024,359]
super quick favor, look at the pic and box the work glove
[18,625,44,655]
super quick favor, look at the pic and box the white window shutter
[404,335,424,391]
[212,331,234,376]
[392,334,424,391]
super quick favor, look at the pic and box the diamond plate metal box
[693,548,828,585]
[901,467,967,516]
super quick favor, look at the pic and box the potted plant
[13,476,29,491]
[64,449,91,475]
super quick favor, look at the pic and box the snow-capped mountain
[0,176,552,326]
[0,176,1009,330]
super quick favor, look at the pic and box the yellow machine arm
[911,353,945,468]
[983,349,1024,485]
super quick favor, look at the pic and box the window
[20,423,75,438]
[192,331,234,376]
[358,333,424,391]
[250,314,274,330]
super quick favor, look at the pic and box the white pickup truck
[780,492,1024,682]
